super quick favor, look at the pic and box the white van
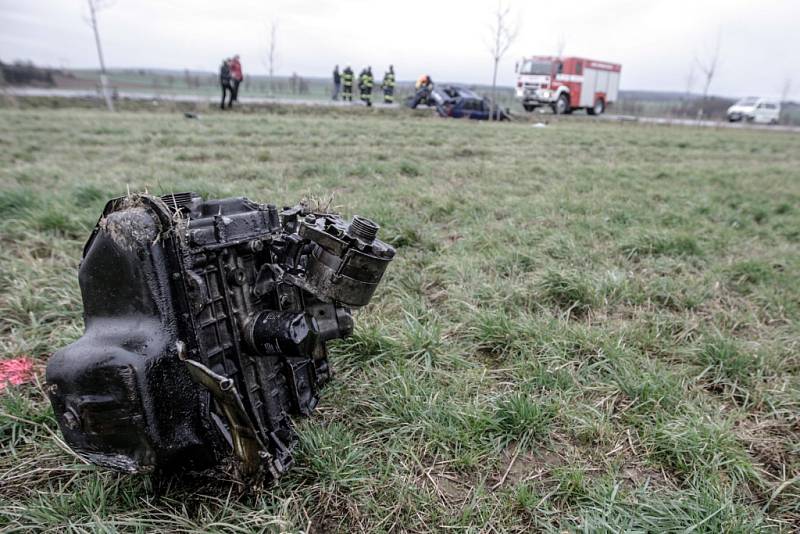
[727,97,781,124]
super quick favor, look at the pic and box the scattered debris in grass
[0,357,35,392]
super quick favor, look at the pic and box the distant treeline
[112,68,314,95]
[0,60,67,86]
[617,95,735,119]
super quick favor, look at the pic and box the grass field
[1,105,799,532]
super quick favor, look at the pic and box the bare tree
[780,77,792,103]
[684,64,695,98]
[87,0,114,111]
[694,31,721,117]
[487,1,519,121]
[556,34,566,58]
[780,77,792,122]
[683,63,695,116]
[267,19,278,94]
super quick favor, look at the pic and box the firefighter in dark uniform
[360,66,374,107]
[357,67,366,100]
[341,66,354,101]
[382,65,396,104]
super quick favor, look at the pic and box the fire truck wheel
[523,104,535,112]
[554,94,570,115]
[587,99,605,116]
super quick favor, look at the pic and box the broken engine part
[46,193,395,479]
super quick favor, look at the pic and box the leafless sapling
[487,1,519,121]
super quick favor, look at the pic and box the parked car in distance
[727,97,781,124]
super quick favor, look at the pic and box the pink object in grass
[0,357,35,392]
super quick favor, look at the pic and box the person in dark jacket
[382,65,395,104]
[219,58,233,109]
[341,66,354,101]
[332,65,341,100]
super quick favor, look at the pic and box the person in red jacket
[229,55,244,102]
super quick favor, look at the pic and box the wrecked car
[433,86,512,121]
[408,84,511,121]
[45,192,395,479]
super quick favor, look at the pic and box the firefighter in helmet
[382,65,396,104]
[341,65,354,101]
[360,66,374,107]
[357,67,366,100]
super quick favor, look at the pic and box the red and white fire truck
[515,56,621,115]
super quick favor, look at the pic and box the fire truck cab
[515,56,621,115]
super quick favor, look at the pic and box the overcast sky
[1,0,798,99]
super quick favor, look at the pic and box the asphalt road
[3,87,398,109]
[5,87,800,133]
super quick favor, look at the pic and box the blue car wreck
[408,84,512,121]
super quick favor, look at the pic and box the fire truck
[515,56,621,115]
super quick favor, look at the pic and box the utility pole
[267,19,278,94]
[88,0,114,112]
